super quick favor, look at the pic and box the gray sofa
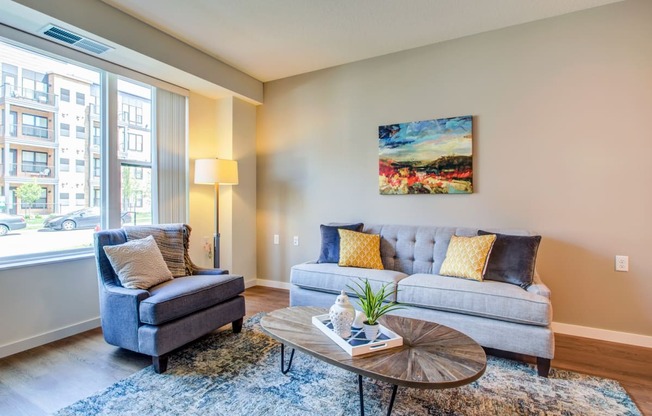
[290,224,554,376]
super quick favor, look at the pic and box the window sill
[0,250,95,271]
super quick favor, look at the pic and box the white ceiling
[100,0,621,82]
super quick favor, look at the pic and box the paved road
[0,228,95,257]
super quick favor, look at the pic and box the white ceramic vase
[329,290,355,339]
[363,322,380,341]
[352,310,366,329]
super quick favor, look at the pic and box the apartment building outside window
[75,125,85,139]
[60,123,70,137]
[75,159,85,173]
[76,91,85,105]
[128,133,143,152]
[60,158,69,172]
[60,88,70,102]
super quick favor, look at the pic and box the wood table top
[260,306,486,389]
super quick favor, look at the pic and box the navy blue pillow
[317,223,364,263]
[478,230,541,289]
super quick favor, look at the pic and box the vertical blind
[156,89,188,223]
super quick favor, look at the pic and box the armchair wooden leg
[153,355,169,374]
[232,317,244,333]
[537,357,551,377]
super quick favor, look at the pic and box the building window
[21,187,47,209]
[75,192,85,206]
[134,191,143,208]
[76,125,85,139]
[21,69,48,102]
[121,103,143,126]
[21,150,48,173]
[75,159,85,173]
[93,189,100,207]
[60,88,70,102]
[60,192,69,206]
[127,133,143,152]
[21,114,48,139]
[60,157,70,172]
[93,125,100,145]
[60,123,70,137]
[134,167,143,179]
[76,92,85,105]
[93,158,100,177]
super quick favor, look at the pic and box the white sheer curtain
[156,89,188,223]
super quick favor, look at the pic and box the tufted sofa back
[363,224,531,275]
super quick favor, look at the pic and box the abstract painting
[379,115,473,195]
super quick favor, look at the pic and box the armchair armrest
[99,284,150,351]
[192,267,229,275]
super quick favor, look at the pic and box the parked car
[0,213,27,236]
[43,208,132,231]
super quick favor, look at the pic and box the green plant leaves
[346,278,404,325]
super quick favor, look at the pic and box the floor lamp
[194,158,239,269]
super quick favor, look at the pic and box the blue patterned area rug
[54,315,640,416]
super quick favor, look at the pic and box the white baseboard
[552,322,652,348]
[0,317,101,359]
[253,279,292,290]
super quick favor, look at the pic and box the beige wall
[188,94,257,284]
[257,0,652,336]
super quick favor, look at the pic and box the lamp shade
[194,158,239,185]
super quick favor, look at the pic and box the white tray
[312,314,403,356]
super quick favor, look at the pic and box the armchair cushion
[103,235,173,289]
[139,274,245,325]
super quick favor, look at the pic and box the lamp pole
[214,182,220,268]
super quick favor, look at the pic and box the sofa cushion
[338,229,384,270]
[139,274,244,325]
[317,223,364,263]
[291,262,407,302]
[124,224,188,277]
[439,234,496,281]
[103,235,173,290]
[478,230,541,289]
[396,273,551,326]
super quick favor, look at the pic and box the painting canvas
[379,115,473,195]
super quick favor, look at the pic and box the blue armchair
[94,225,245,373]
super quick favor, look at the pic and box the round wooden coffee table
[260,306,486,415]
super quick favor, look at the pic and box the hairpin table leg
[358,374,399,416]
[280,343,295,374]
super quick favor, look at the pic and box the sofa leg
[153,355,168,374]
[537,357,551,377]
[232,317,244,333]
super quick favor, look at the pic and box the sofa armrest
[527,272,551,299]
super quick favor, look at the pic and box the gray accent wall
[257,0,652,337]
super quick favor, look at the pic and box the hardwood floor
[0,286,650,415]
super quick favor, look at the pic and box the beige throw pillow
[103,235,173,289]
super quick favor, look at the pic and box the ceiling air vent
[40,24,113,55]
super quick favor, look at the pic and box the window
[22,114,48,139]
[92,125,100,145]
[21,150,48,173]
[75,125,85,139]
[22,69,48,102]
[127,133,143,152]
[8,111,17,136]
[0,37,186,265]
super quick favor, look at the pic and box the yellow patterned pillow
[338,229,384,270]
[439,234,497,281]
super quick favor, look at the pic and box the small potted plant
[348,278,404,341]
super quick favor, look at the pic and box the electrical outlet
[293,236,299,246]
[273,234,280,245]
[615,255,629,272]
